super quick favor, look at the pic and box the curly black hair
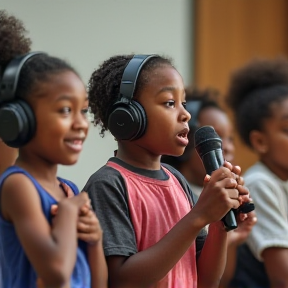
[161,87,221,169]
[226,57,288,148]
[0,10,32,70]
[0,10,79,103]
[87,54,174,137]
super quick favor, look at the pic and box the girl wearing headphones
[0,11,107,288]
[83,54,252,288]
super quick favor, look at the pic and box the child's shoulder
[85,159,125,183]
[82,159,128,197]
[0,166,32,187]
[244,162,278,183]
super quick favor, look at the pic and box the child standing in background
[226,57,288,288]
[0,13,107,286]
[83,54,252,288]
[161,87,257,287]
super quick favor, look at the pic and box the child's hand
[51,192,102,245]
[228,210,257,246]
[195,161,242,226]
[225,161,255,215]
[38,193,89,288]
[57,192,91,213]
[50,185,90,216]
[77,207,103,246]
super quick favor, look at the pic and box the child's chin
[173,149,186,157]
[61,158,79,166]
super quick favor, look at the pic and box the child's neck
[15,156,69,201]
[116,147,161,170]
[16,153,58,184]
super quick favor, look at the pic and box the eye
[165,100,175,108]
[81,108,89,115]
[182,102,187,109]
[60,107,71,114]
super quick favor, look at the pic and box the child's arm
[197,221,228,288]
[262,247,288,287]
[77,205,108,288]
[51,194,108,288]
[87,243,107,288]
[197,163,252,288]
[219,210,257,287]
[104,166,242,288]
[1,173,88,287]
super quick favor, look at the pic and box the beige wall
[0,0,193,188]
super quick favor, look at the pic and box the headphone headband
[119,54,157,103]
[0,51,46,104]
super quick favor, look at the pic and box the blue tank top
[0,166,91,288]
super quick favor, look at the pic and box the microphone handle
[201,149,238,231]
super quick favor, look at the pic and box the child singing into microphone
[83,54,252,288]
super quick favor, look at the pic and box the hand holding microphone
[194,125,254,231]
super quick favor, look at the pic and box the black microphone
[194,125,238,231]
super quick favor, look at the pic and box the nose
[180,106,191,123]
[73,111,89,133]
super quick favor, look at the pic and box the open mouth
[178,131,188,139]
[176,128,189,146]
[64,139,83,152]
[177,127,189,139]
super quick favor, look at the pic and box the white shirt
[245,162,288,261]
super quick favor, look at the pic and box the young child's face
[259,97,288,175]
[198,107,234,163]
[134,65,191,156]
[188,107,234,184]
[25,71,89,165]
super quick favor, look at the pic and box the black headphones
[107,54,157,140]
[0,51,45,148]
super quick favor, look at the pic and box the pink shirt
[107,161,197,288]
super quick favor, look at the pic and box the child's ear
[249,130,268,154]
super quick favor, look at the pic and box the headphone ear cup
[108,100,147,141]
[0,100,36,148]
[131,100,147,139]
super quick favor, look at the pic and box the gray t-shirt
[83,157,207,258]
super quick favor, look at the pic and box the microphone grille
[194,126,220,148]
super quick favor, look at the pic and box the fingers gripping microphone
[194,125,237,231]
